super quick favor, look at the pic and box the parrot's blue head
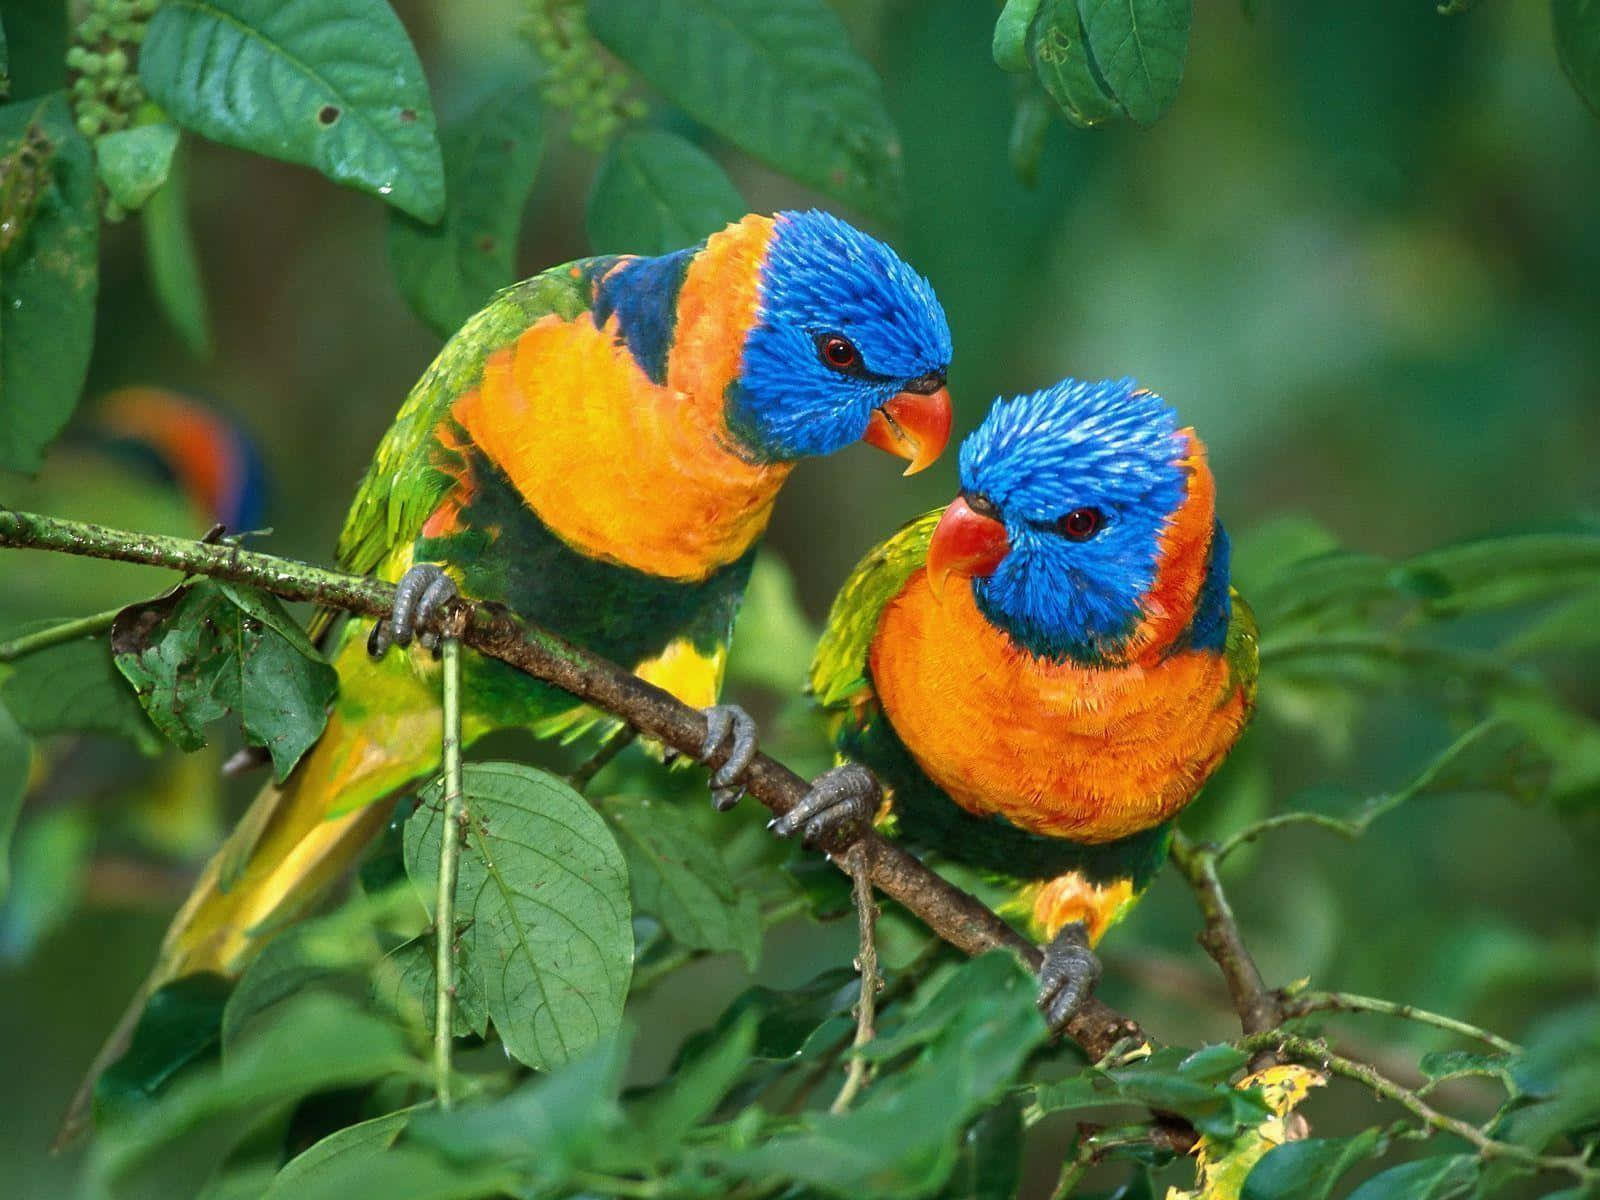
[728,210,954,472]
[929,378,1198,663]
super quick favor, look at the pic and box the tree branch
[0,508,1146,1059]
[1279,989,1521,1055]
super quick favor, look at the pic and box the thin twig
[0,606,121,660]
[433,637,466,1109]
[830,843,880,1114]
[569,726,637,791]
[1280,990,1521,1055]
[1241,1031,1599,1185]
[1170,831,1281,1039]
[0,508,1149,1061]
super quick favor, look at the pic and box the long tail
[57,682,442,1146]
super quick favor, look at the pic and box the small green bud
[73,76,98,97]
[105,49,130,76]
[80,14,108,39]
[76,113,103,137]
[103,198,126,223]
[82,52,106,75]
[67,45,90,70]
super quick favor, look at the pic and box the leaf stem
[829,843,880,1114]
[433,637,465,1108]
[1279,989,1521,1055]
[0,606,121,660]
[1240,1031,1599,1184]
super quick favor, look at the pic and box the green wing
[809,508,941,709]
[1224,586,1260,709]
[335,268,595,578]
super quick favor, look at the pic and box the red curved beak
[863,384,952,476]
[927,495,1009,599]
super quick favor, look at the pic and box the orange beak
[863,384,952,476]
[927,495,1009,599]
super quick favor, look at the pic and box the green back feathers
[336,269,595,578]
[1223,586,1260,708]
[809,508,940,708]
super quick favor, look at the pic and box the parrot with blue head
[123,210,953,1000]
[787,377,1256,1027]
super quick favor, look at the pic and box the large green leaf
[0,698,27,901]
[404,763,633,1071]
[1242,1130,1386,1200]
[379,931,490,1039]
[94,973,232,1132]
[1028,0,1122,127]
[601,794,761,969]
[95,122,180,210]
[265,1109,415,1199]
[1075,0,1191,126]
[142,141,212,356]
[0,92,98,471]
[112,581,337,780]
[587,0,903,218]
[140,0,445,221]
[388,80,545,339]
[0,624,162,753]
[1345,1154,1477,1200]
[1392,532,1600,617]
[267,1143,512,1200]
[1031,1044,1270,1139]
[586,130,744,256]
[1554,0,1600,118]
[0,805,91,962]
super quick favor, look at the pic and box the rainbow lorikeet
[781,378,1257,1026]
[139,210,953,993]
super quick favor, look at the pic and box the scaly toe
[772,764,879,845]
[1037,922,1102,1032]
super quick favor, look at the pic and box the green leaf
[0,624,161,753]
[94,974,232,1130]
[727,552,817,693]
[404,763,633,1071]
[380,931,490,1039]
[1344,1154,1477,1200]
[1075,0,1191,127]
[269,1143,512,1200]
[222,919,362,1052]
[994,0,1046,72]
[388,79,545,339]
[0,92,98,471]
[265,1108,413,1198]
[626,1010,756,1149]
[1554,0,1600,118]
[95,121,180,209]
[1392,532,1600,617]
[935,1095,1024,1200]
[0,699,27,901]
[1418,1049,1520,1095]
[142,140,212,356]
[1242,1130,1386,1200]
[586,130,744,256]
[587,0,903,219]
[140,0,445,221]
[1027,0,1122,127]
[111,581,338,779]
[91,993,424,1195]
[601,794,761,969]
[1031,1044,1272,1140]
[0,805,92,961]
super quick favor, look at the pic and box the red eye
[821,335,859,370]
[1058,507,1103,540]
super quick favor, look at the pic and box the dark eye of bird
[819,334,860,371]
[965,491,1002,520]
[1057,507,1104,541]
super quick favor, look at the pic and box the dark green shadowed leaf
[269,1143,513,1200]
[1345,1153,1477,1200]
[265,1108,414,1198]
[0,92,98,471]
[1554,0,1600,118]
[94,973,232,1131]
[0,699,27,901]
[1242,1129,1386,1200]
[404,762,632,1071]
[587,0,903,219]
[111,581,338,779]
[95,122,179,210]
[1029,0,1122,127]
[139,0,445,221]
[625,1009,756,1150]
[142,141,212,356]
[936,1095,1025,1200]
[388,80,545,339]
[602,794,761,969]
[0,624,162,753]
[1075,0,1191,127]
[586,130,744,256]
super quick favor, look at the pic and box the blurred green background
[3,0,1598,1195]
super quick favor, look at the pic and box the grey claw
[373,564,457,657]
[1037,921,1102,1031]
[772,764,879,846]
[700,704,757,811]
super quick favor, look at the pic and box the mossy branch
[0,507,1145,1060]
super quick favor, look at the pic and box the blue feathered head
[935,378,1193,662]
[728,211,953,467]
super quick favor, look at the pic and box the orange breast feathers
[453,216,792,583]
[868,573,1249,845]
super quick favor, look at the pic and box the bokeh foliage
[0,0,1598,1197]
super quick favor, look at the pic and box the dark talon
[772,763,879,846]
[371,564,457,658]
[700,704,757,812]
[1037,921,1102,1031]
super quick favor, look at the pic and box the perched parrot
[783,378,1257,1026]
[124,210,953,1011]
